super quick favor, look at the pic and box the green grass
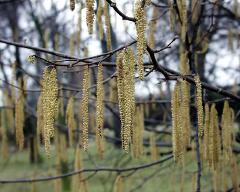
[0,142,237,192]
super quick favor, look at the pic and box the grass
[0,141,238,192]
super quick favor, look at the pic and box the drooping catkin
[134,0,146,80]
[70,0,75,11]
[150,133,158,161]
[86,0,95,34]
[42,67,59,156]
[208,104,221,169]
[72,146,88,192]
[96,64,104,158]
[15,93,25,150]
[132,104,144,158]
[116,49,135,152]
[3,92,14,130]
[221,101,233,162]
[72,147,81,192]
[114,175,124,192]
[231,156,239,192]
[97,0,104,40]
[36,93,43,144]
[59,88,66,117]
[66,96,76,147]
[44,29,49,49]
[179,79,191,147]
[81,66,90,151]
[69,34,75,56]
[104,1,112,50]
[77,7,82,55]
[178,0,187,42]
[203,103,210,161]
[148,7,158,49]
[54,150,62,192]
[171,82,184,162]
[168,0,175,32]
[1,110,8,159]
[194,75,204,137]
[180,47,189,75]
[109,77,118,103]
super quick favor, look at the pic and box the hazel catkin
[116,48,135,152]
[81,66,90,151]
[15,93,25,150]
[96,64,104,158]
[66,96,76,147]
[42,67,59,156]
[194,75,204,137]
[86,0,95,34]
[134,0,146,80]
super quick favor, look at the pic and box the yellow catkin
[179,79,191,147]
[180,165,186,192]
[109,77,118,103]
[194,75,204,137]
[180,47,189,75]
[54,151,62,192]
[114,175,124,192]
[231,156,239,192]
[1,110,8,160]
[134,0,146,80]
[97,0,104,40]
[42,67,58,156]
[168,0,175,32]
[59,133,68,163]
[221,101,233,162]
[66,96,76,147]
[116,49,135,152]
[77,7,82,55]
[104,1,112,50]
[15,93,25,150]
[179,0,187,42]
[150,133,158,161]
[72,146,88,192]
[209,104,220,169]
[96,64,104,158]
[191,174,197,192]
[171,82,184,162]
[148,7,158,49]
[81,66,90,151]
[203,103,210,161]
[37,93,43,137]
[44,29,49,49]
[69,34,75,56]
[86,0,95,34]
[58,88,65,117]
[132,105,144,158]
[70,0,75,11]
[3,92,14,130]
